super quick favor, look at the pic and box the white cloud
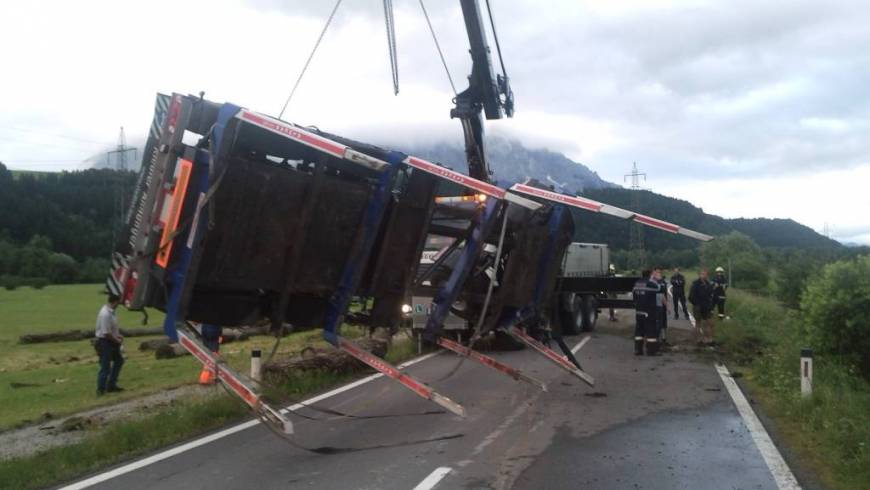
[0,0,868,243]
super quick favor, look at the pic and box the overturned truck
[108,92,711,434]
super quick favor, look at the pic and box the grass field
[0,284,374,430]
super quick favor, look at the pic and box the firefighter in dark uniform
[671,267,689,319]
[656,267,669,345]
[632,269,662,356]
[712,266,728,319]
[689,269,716,344]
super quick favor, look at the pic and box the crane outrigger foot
[177,328,294,434]
[335,336,466,417]
[435,336,547,391]
[507,326,595,387]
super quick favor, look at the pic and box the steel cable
[279,0,344,119]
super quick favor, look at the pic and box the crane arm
[451,0,514,182]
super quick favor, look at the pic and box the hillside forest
[0,162,866,305]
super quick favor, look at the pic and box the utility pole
[106,127,137,250]
[624,162,646,271]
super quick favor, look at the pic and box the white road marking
[412,467,452,490]
[59,350,444,490]
[571,335,592,354]
[715,364,801,490]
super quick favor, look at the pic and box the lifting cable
[383,0,399,95]
[278,0,344,119]
[419,0,457,95]
[484,0,509,80]
[433,205,510,383]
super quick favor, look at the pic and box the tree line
[0,163,137,289]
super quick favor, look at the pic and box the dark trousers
[634,314,660,341]
[659,308,668,340]
[717,297,726,317]
[673,291,689,318]
[96,338,124,393]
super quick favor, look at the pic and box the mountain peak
[406,135,616,192]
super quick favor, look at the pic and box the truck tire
[580,296,598,332]
[559,295,583,335]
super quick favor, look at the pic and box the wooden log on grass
[19,330,91,344]
[20,326,164,344]
[154,343,190,359]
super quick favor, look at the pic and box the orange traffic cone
[199,365,216,385]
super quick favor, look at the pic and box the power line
[0,124,111,146]
[2,158,91,164]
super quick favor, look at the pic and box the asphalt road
[67,315,788,490]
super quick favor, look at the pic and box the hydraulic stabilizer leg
[422,198,502,343]
[507,325,595,387]
[178,326,294,433]
[336,336,466,417]
[435,336,547,391]
[420,200,546,391]
[319,151,466,417]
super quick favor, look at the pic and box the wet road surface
[64,314,790,489]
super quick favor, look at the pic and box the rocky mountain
[407,136,615,192]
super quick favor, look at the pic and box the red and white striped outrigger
[509,183,713,242]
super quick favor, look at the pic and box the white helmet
[715,266,725,273]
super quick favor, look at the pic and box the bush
[700,231,769,291]
[720,290,870,489]
[801,255,870,378]
[29,277,49,290]
[0,274,21,290]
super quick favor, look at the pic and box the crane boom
[451,0,514,182]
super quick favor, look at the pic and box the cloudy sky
[1,0,868,244]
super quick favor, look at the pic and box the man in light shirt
[95,293,125,395]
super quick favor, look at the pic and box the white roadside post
[251,349,262,382]
[800,348,813,398]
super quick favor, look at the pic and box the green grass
[718,289,870,490]
[0,395,248,490]
[0,283,422,487]
[0,322,421,490]
[0,284,196,429]
[0,284,390,430]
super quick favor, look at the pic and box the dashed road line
[412,467,453,490]
[571,335,592,354]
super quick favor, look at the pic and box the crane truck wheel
[580,296,598,332]
[559,294,583,336]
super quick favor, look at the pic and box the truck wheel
[560,295,583,335]
[581,296,598,332]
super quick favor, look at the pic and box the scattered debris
[58,416,93,433]
[264,337,389,375]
